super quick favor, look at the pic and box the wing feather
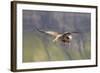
[35,27,60,37]
[45,31,60,37]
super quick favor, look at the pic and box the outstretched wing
[63,32,80,35]
[35,27,60,37]
[44,31,60,37]
[70,32,80,33]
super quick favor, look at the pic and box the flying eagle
[35,27,79,44]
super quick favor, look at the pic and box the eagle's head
[61,32,72,43]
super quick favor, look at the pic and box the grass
[23,32,91,62]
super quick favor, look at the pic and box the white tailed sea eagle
[35,27,79,44]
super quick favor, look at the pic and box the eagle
[35,27,79,44]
